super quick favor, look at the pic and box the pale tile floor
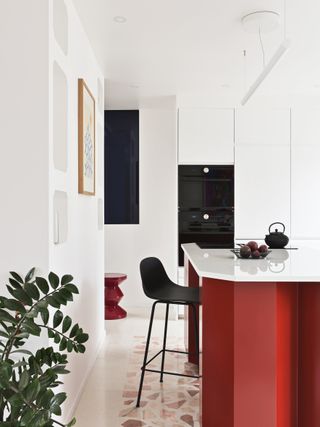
[74,309,199,427]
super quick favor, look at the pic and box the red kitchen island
[182,243,320,427]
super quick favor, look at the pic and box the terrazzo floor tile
[75,310,199,426]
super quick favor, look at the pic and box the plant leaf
[9,278,22,289]
[18,369,30,391]
[64,283,79,294]
[69,323,79,338]
[67,340,73,352]
[0,362,12,387]
[3,299,26,314]
[35,277,49,294]
[22,319,41,336]
[54,333,61,344]
[47,296,60,309]
[62,316,72,333]
[48,272,59,289]
[53,310,63,328]
[59,337,67,351]
[10,288,33,306]
[77,344,86,353]
[61,275,73,285]
[50,391,67,406]
[67,417,77,427]
[0,308,18,324]
[75,333,89,344]
[37,388,54,409]
[25,267,36,283]
[40,308,49,325]
[47,329,55,339]
[59,288,73,302]
[9,271,23,283]
[24,282,40,300]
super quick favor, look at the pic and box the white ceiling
[73,0,320,108]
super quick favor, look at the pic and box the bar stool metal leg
[190,303,199,363]
[136,301,158,407]
[160,303,170,382]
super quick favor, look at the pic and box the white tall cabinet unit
[235,108,291,239]
[177,107,234,315]
[178,108,234,164]
[291,109,320,239]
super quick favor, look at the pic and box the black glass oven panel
[179,209,234,234]
[179,165,234,210]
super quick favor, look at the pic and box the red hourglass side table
[104,273,127,320]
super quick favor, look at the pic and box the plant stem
[39,325,78,346]
[1,286,67,361]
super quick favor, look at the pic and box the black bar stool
[136,257,200,407]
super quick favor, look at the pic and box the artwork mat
[78,78,96,195]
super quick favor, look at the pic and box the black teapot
[265,222,289,249]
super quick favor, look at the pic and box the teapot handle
[269,222,285,233]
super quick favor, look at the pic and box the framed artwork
[78,78,95,195]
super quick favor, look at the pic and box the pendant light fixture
[241,5,291,105]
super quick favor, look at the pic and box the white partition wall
[105,105,178,312]
[0,0,105,422]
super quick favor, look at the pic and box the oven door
[178,208,234,266]
[178,165,234,210]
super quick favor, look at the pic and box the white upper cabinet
[236,108,291,146]
[178,108,234,164]
[235,144,291,239]
[235,108,291,239]
[291,109,320,239]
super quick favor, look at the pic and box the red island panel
[186,260,320,427]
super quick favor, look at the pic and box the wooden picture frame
[78,78,95,195]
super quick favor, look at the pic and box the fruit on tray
[247,241,259,252]
[251,250,261,259]
[258,244,268,253]
[240,245,251,258]
[239,241,269,259]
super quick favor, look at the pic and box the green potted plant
[0,268,89,426]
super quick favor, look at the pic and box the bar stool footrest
[142,348,200,379]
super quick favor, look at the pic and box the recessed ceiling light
[113,16,127,24]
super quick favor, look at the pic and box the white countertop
[182,242,320,282]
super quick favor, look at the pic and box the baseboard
[63,330,107,423]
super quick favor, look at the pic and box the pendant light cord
[259,26,266,68]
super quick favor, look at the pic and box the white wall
[49,0,105,421]
[0,0,49,285]
[105,106,178,310]
[0,0,104,423]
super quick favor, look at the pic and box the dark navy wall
[104,110,139,224]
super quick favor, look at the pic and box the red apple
[258,244,268,253]
[247,241,258,252]
[240,245,251,258]
[251,250,261,259]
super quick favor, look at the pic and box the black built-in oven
[178,165,234,266]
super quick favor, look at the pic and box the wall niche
[53,0,68,55]
[53,191,68,244]
[53,61,68,172]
